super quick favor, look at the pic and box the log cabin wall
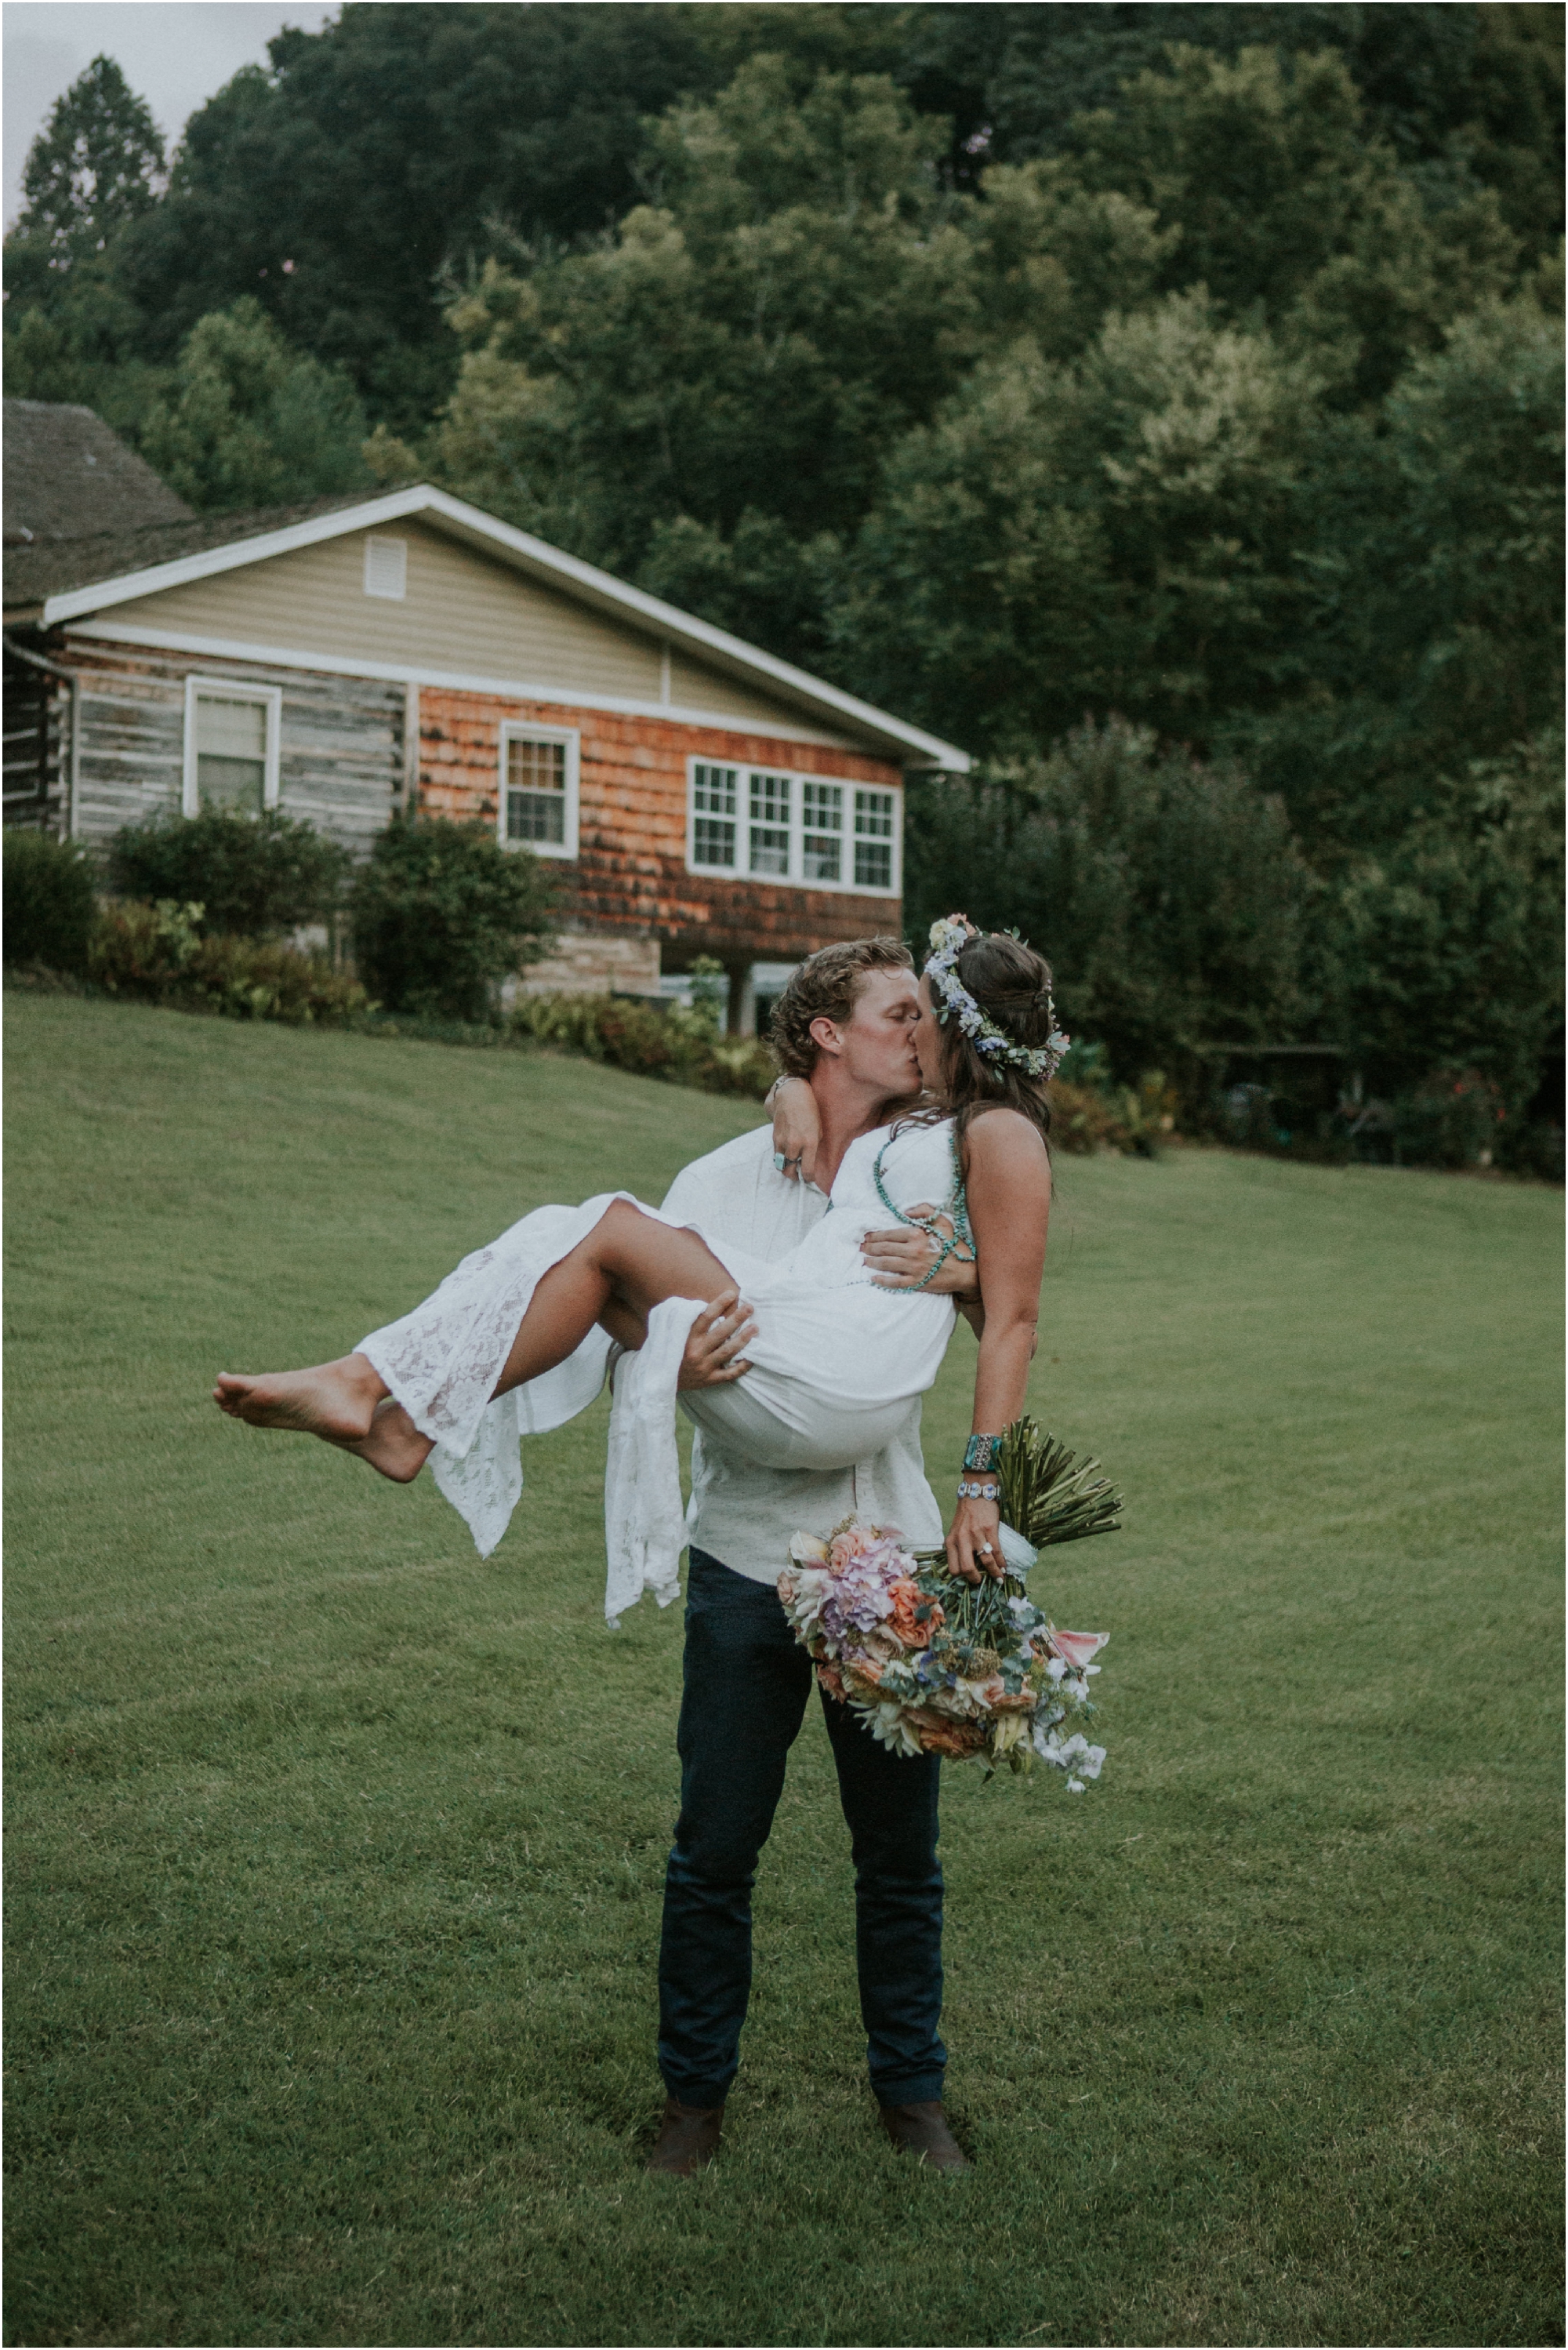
[54,639,404,850]
[416,685,906,964]
[2,645,66,833]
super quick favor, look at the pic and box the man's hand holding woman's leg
[677,1291,757,1390]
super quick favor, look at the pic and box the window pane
[855,788,895,890]
[507,738,565,796]
[507,789,564,844]
[198,755,265,813]
[692,816,736,867]
[195,695,267,813]
[691,763,738,867]
[749,771,791,877]
[801,779,842,882]
[693,763,736,816]
[197,696,267,759]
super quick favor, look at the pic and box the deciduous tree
[138,299,371,511]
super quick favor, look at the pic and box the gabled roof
[3,400,194,542]
[10,481,969,772]
[3,492,368,606]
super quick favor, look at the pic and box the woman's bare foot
[335,1398,434,1484]
[212,1353,387,1441]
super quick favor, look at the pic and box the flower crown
[924,915,1069,1081]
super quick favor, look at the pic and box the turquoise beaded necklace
[871,1124,976,1291]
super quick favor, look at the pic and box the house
[2,402,967,1024]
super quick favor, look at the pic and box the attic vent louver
[363,534,408,600]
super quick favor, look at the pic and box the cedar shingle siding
[419,688,903,962]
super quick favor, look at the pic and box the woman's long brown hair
[922,929,1057,1154]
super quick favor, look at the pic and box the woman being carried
[215,921,1067,1604]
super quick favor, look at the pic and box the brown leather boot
[878,2098,972,2174]
[646,2094,726,2177]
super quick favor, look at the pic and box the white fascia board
[42,484,971,773]
[60,620,871,750]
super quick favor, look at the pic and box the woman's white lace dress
[358,1118,960,1622]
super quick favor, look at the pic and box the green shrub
[1389,1070,1508,1171]
[510,990,775,1098]
[1319,733,1563,1117]
[1051,1044,1178,1156]
[1497,1112,1566,1185]
[107,807,350,939]
[350,819,556,1021]
[3,829,98,971]
[90,899,368,1024]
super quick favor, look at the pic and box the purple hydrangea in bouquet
[778,1418,1121,1786]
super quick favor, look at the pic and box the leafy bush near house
[3,829,98,971]
[510,987,775,1099]
[350,819,556,1022]
[90,898,368,1024]
[107,807,351,939]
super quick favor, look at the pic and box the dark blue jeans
[658,1547,946,2110]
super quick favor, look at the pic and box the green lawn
[5,991,1562,2349]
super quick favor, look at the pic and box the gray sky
[5,1,336,227]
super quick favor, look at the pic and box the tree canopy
[8,54,165,283]
[5,4,1561,1139]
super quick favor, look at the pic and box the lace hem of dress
[359,1193,702,1622]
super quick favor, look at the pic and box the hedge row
[90,898,368,1025]
[6,830,1160,1145]
[506,990,775,1099]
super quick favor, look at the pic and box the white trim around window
[181,675,281,816]
[684,757,902,897]
[498,721,580,859]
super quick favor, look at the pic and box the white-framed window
[853,786,897,892]
[363,535,408,600]
[801,778,844,881]
[182,677,281,816]
[685,759,901,896]
[499,723,579,859]
[748,770,792,874]
[691,762,739,870]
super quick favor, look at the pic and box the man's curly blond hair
[768,936,915,1078]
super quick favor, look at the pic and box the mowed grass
[4,991,1562,2350]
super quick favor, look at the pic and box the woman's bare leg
[213,1202,733,1455]
[316,1273,667,1488]
[486,1201,732,1395]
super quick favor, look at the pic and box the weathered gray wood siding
[59,640,403,851]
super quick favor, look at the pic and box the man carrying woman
[216,917,1065,2177]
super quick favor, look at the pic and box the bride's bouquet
[778,1418,1122,1786]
